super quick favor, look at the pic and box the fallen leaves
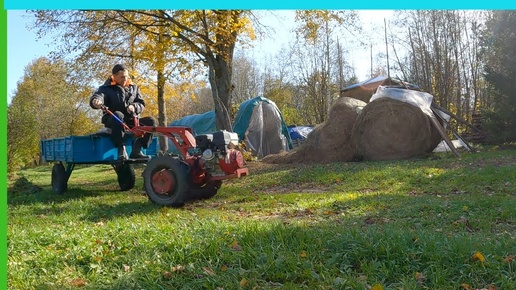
[69,278,88,287]
[230,240,242,251]
[171,264,185,272]
[415,271,425,285]
[122,264,131,272]
[163,264,185,279]
[202,267,216,276]
[472,251,485,263]
[461,283,498,290]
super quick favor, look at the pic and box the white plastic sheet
[370,86,434,117]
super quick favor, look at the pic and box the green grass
[7,147,516,289]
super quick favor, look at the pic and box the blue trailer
[41,133,159,194]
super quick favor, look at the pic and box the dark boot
[118,145,128,160]
[130,139,149,159]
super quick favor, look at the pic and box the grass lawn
[7,147,516,290]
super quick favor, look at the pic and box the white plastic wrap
[245,102,289,158]
[370,86,434,117]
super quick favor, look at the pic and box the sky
[7,10,393,103]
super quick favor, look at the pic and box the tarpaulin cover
[168,96,292,158]
[370,86,434,117]
[168,110,217,135]
[288,126,313,140]
[233,96,293,158]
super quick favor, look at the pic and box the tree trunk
[207,54,234,131]
[157,69,168,152]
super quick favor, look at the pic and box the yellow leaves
[300,251,307,258]
[371,284,384,290]
[472,251,485,263]
[240,278,248,286]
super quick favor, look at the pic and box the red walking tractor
[41,109,249,207]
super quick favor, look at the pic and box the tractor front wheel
[142,155,190,207]
[189,180,222,200]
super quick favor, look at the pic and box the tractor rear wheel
[51,163,67,195]
[116,163,135,191]
[142,155,190,207]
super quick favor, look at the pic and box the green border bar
[0,2,7,290]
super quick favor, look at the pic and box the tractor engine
[195,130,245,176]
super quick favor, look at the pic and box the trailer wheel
[51,163,67,195]
[189,180,222,200]
[142,155,189,207]
[116,163,135,191]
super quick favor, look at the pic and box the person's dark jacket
[90,78,146,124]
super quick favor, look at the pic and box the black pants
[104,111,157,148]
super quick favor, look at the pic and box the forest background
[6,10,516,173]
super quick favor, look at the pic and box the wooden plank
[430,102,482,133]
[431,107,476,153]
[429,115,461,157]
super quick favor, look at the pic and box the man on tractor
[90,64,156,160]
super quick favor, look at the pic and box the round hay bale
[315,97,366,162]
[352,97,441,161]
[262,97,366,164]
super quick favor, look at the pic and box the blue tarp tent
[168,96,293,158]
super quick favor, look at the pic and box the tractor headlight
[202,148,215,160]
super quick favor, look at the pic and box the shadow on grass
[28,196,159,223]
[82,199,159,222]
[7,177,139,207]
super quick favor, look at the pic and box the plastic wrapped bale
[263,97,366,164]
[352,97,442,161]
